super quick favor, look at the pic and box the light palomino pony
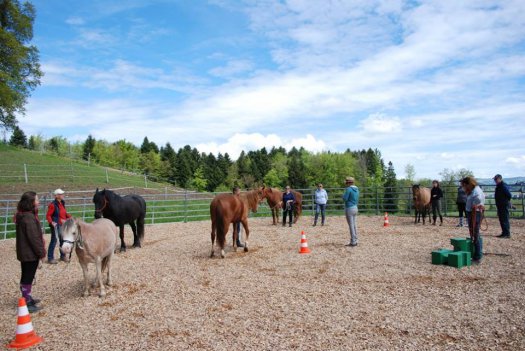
[210,189,263,258]
[60,218,118,297]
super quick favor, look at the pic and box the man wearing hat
[494,174,512,238]
[342,176,360,247]
[45,189,72,263]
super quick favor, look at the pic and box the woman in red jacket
[15,191,46,313]
[46,188,71,263]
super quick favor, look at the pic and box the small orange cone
[299,231,311,254]
[7,298,43,349]
[383,212,390,227]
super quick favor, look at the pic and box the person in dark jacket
[282,186,295,227]
[45,188,71,263]
[456,181,467,227]
[494,174,512,238]
[431,180,444,226]
[15,191,46,313]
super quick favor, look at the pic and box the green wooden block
[462,250,472,266]
[447,252,465,268]
[451,238,471,252]
[431,249,453,265]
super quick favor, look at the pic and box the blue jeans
[47,224,64,260]
[314,204,326,225]
[497,204,510,236]
[466,211,483,260]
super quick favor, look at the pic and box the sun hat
[53,188,65,195]
[345,177,355,183]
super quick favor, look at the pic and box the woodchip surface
[0,215,524,350]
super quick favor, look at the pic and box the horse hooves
[83,291,90,297]
[120,247,126,252]
[132,244,141,249]
[210,252,215,258]
[244,247,249,252]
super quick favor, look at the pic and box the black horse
[93,188,147,252]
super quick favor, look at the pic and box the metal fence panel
[1,185,523,240]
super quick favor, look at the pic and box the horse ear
[95,187,99,193]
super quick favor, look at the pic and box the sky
[18,0,525,179]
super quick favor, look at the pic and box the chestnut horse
[261,186,302,224]
[60,218,118,297]
[412,184,431,224]
[210,189,262,258]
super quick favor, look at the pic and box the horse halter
[95,196,109,213]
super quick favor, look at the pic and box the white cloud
[208,59,255,78]
[66,16,85,25]
[360,113,402,133]
[506,156,525,170]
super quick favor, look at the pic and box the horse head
[93,188,108,219]
[60,218,82,262]
[412,184,420,201]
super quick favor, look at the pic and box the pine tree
[83,134,95,160]
[383,161,398,212]
[8,125,26,147]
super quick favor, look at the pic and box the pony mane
[240,190,259,210]
[62,218,76,232]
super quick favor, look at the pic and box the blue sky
[19,0,525,179]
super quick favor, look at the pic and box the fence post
[24,163,28,183]
[521,188,524,219]
[105,168,109,183]
[82,196,87,221]
[443,190,447,216]
[3,200,9,240]
[184,189,188,223]
[144,174,148,188]
[375,186,379,215]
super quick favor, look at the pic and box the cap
[53,188,65,195]
[345,177,355,183]
[493,174,502,180]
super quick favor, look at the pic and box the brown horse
[210,189,262,258]
[261,186,302,224]
[60,218,118,297]
[412,184,431,225]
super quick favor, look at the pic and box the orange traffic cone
[7,298,43,349]
[299,231,311,254]
[383,212,390,227]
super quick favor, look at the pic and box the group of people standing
[15,188,72,313]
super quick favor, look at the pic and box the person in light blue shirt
[342,176,359,247]
[313,183,328,226]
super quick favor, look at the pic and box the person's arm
[503,184,512,201]
[46,203,54,225]
[24,218,46,259]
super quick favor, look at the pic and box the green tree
[404,164,415,183]
[383,161,398,212]
[0,0,43,131]
[8,124,26,147]
[287,147,307,188]
[83,134,95,161]
[191,165,207,192]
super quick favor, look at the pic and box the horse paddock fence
[1,185,523,240]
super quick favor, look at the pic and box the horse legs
[80,262,90,297]
[130,221,141,248]
[272,209,277,225]
[241,219,250,252]
[210,225,216,258]
[105,253,113,287]
[232,223,238,252]
[95,257,106,297]
[119,225,126,252]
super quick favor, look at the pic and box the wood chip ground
[1,215,524,350]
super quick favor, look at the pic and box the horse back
[76,219,118,263]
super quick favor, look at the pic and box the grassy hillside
[0,143,170,194]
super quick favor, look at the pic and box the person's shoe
[47,259,58,264]
[312,223,316,227]
[496,234,511,238]
[345,243,357,247]
[60,257,68,262]
[289,224,292,227]
[28,297,41,305]
[27,303,42,313]
[432,222,436,226]
[236,242,245,248]
[455,224,461,227]
[439,222,443,226]
[472,259,481,265]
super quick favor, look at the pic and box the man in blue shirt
[494,174,512,238]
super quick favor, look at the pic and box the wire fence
[1,184,523,240]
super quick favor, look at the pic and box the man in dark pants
[494,174,512,238]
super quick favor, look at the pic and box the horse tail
[215,201,226,249]
[137,197,146,242]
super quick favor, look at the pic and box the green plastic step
[450,237,472,252]
[447,251,465,268]
[431,249,453,265]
